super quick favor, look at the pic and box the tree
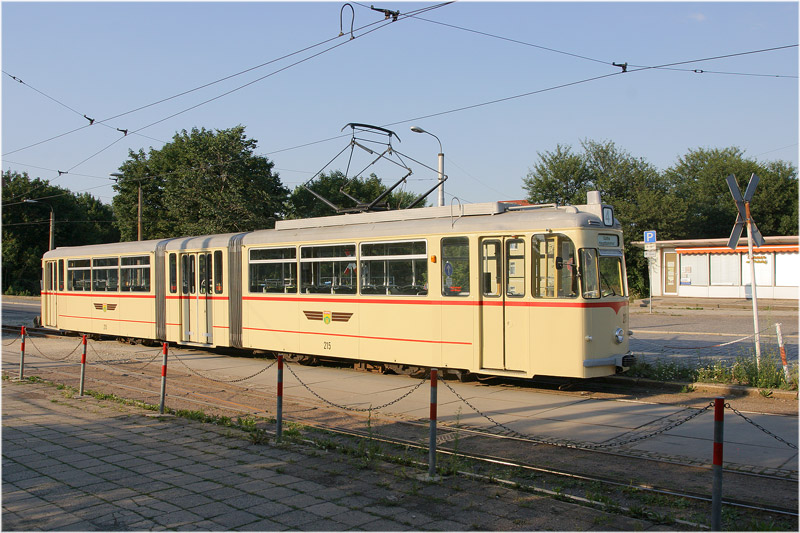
[524,140,686,296]
[664,147,798,239]
[286,170,426,219]
[112,126,289,239]
[2,170,118,295]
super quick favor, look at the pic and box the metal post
[48,209,55,251]
[711,397,725,531]
[137,181,143,241]
[159,343,168,414]
[648,257,653,314]
[79,335,87,396]
[776,323,792,383]
[18,326,26,381]
[429,368,438,478]
[745,202,761,368]
[437,153,445,207]
[276,354,284,440]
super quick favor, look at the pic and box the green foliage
[695,351,797,390]
[628,351,797,390]
[286,170,426,219]
[2,170,119,294]
[523,141,798,298]
[664,147,798,239]
[626,359,697,382]
[112,126,289,240]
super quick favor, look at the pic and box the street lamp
[410,126,445,207]
[110,172,142,241]
[24,199,55,250]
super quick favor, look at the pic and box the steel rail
[4,325,797,486]
[4,355,797,519]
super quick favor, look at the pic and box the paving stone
[332,508,380,527]
[209,509,261,529]
[246,500,293,518]
[0,375,694,532]
[271,509,320,527]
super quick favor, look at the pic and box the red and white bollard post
[776,323,792,384]
[79,335,87,396]
[18,326,26,381]
[429,368,438,479]
[276,354,284,440]
[711,397,725,530]
[159,343,168,414]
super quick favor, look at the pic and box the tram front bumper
[583,352,636,369]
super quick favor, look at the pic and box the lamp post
[24,199,54,250]
[410,126,445,207]
[110,172,142,241]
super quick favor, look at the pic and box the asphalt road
[629,307,798,363]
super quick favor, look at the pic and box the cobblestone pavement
[2,379,663,531]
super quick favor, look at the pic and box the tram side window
[120,256,151,292]
[580,249,600,299]
[58,260,64,291]
[214,250,223,294]
[532,234,578,299]
[92,258,119,291]
[441,237,470,296]
[301,244,356,294]
[361,240,427,296]
[169,254,177,293]
[67,259,91,291]
[249,247,297,293]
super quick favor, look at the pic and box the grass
[628,350,797,391]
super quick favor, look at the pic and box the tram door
[479,238,527,372]
[43,261,58,327]
[179,252,213,344]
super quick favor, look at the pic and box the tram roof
[242,201,608,246]
[43,238,165,259]
[41,201,613,259]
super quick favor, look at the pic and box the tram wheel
[284,353,318,366]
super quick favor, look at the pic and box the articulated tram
[39,192,633,379]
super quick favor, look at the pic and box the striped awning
[676,244,799,255]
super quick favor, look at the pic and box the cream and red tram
[39,193,633,379]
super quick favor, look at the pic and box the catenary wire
[4,2,452,191]
[404,15,798,78]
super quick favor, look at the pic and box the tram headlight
[614,328,625,344]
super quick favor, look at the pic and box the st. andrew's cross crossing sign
[726,173,765,250]
[726,172,765,364]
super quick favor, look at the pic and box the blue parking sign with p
[644,230,656,243]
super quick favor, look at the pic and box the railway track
[3,326,798,528]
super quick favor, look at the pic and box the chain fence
[440,379,718,450]
[25,335,83,362]
[3,332,21,347]
[725,403,798,450]
[171,350,277,383]
[87,341,164,371]
[284,360,426,413]
[6,328,797,454]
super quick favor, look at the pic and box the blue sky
[2,1,797,207]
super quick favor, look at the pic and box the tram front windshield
[580,249,626,298]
